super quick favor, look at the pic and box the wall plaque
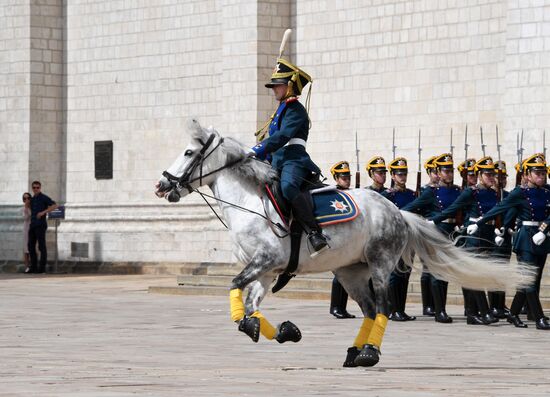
[94,140,113,179]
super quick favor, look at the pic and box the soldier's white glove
[495,236,504,246]
[494,227,505,237]
[426,220,435,225]
[533,231,546,246]
[467,224,479,235]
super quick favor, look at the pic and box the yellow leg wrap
[366,314,389,349]
[229,288,245,322]
[251,311,277,340]
[353,317,375,349]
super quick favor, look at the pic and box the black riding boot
[525,291,550,330]
[330,278,355,319]
[432,279,452,323]
[421,273,434,316]
[464,289,484,325]
[507,290,528,328]
[290,193,328,257]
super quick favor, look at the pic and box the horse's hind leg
[242,276,302,344]
[333,263,377,367]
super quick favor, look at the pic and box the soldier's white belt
[522,221,541,226]
[441,218,456,224]
[284,138,306,148]
[469,217,495,225]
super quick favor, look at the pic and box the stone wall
[2,0,550,265]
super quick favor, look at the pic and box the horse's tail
[400,210,535,292]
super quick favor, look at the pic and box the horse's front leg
[228,254,284,343]
[240,276,302,344]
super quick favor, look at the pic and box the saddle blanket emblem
[312,191,360,226]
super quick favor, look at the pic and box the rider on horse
[250,56,328,257]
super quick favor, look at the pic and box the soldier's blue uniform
[402,153,460,323]
[253,98,320,201]
[474,153,550,329]
[382,158,417,322]
[252,54,327,256]
[432,157,501,325]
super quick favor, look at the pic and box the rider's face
[272,84,288,101]
[467,173,477,186]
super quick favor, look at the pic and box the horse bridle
[162,133,226,194]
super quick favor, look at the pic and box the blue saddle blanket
[311,188,360,226]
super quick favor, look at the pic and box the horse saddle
[265,179,360,228]
[265,177,360,293]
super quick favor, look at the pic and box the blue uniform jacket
[431,186,497,249]
[252,98,320,174]
[402,185,461,236]
[476,186,550,254]
[381,188,416,209]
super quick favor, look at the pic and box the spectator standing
[28,181,58,274]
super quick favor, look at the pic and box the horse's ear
[186,118,207,141]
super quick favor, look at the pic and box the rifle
[515,130,524,187]
[544,130,547,160]
[480,126,486,157]
[391,127,396,188]
[450,128,454,158]
[355,130,360,188]
[461,125,469,189]
[495,125,503,229]
[415,128,422,197]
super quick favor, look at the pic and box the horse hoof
[238,316,260,343]
[354,344,380,367]
[275,321,302,343]
[343,346,360,367]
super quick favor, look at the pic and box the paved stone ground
[1,274,549,396]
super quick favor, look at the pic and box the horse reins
[161,133,289,236]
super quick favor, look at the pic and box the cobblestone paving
[1,274,549,396]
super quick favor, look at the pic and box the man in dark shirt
[28,181,58,273]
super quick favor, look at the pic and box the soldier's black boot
[389,279,406,321]
[290,193,328,258]
[489,291,507,319]
[421,274,434,316]
[330,278,355,319]
[432,280,452,323]
[507,314,528,328]
[525,292,550,330]
[507,291,527,328]
[473,290,498,324]
[400,272,415,321]
[464,290,484,325]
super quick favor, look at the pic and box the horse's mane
[187,119,279,188]
[222,137,279,187]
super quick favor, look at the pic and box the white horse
[155,119,534,367]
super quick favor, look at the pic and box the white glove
[533,231,546,246]
[467,224,479,235]
[494,227,505,237]
[495,236,504,246]
[426,220,435,225]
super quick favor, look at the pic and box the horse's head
[155,119,242,202]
